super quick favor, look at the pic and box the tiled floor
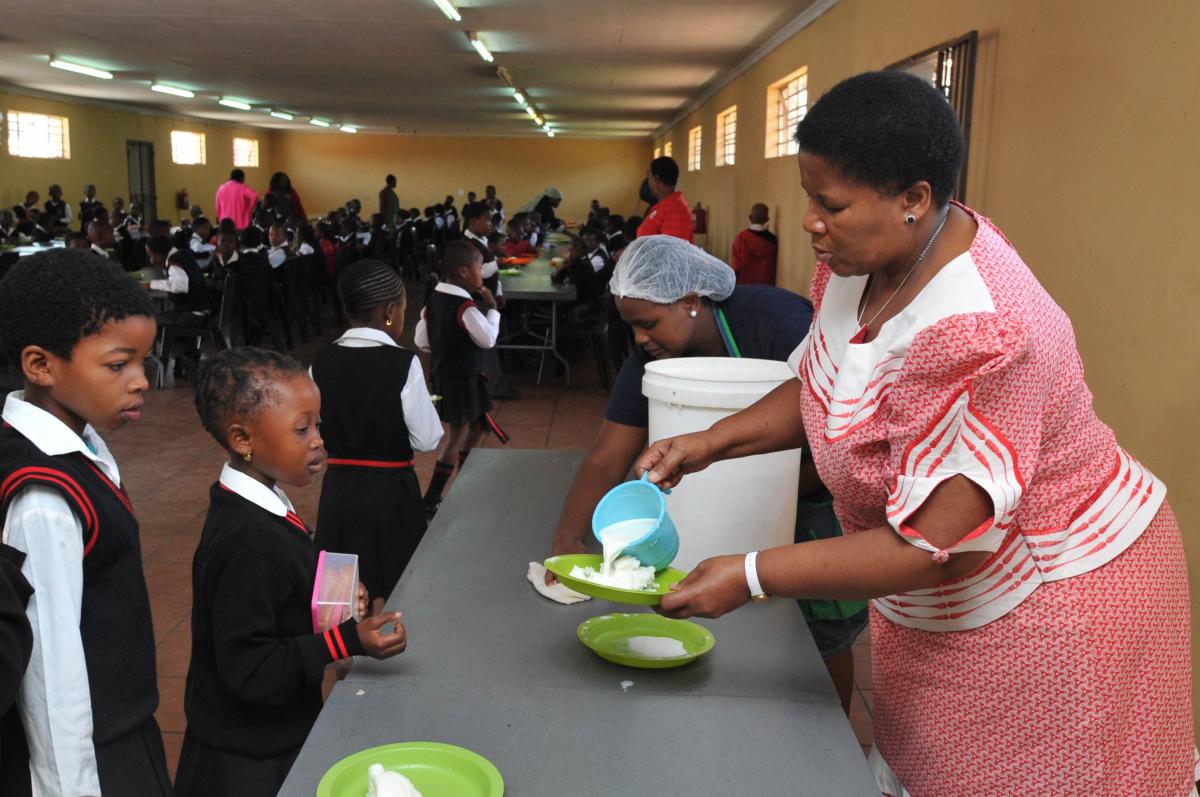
[104,295,874,779]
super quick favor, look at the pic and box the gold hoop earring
[243,451,253,462]
[385,317,393,327]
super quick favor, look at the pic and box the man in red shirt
[213,169,259,230]
[636,157,694,243]
[730,203,779,285]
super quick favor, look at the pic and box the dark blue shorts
[807,607,869,660]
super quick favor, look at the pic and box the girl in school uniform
[415,241,507,515]
[311,260,443,604]
[177,347,408,797]
[0,249,170,796]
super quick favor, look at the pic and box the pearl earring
[905,213,917,225]
[689,310,698,318]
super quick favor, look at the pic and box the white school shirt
[313,327,443,452]
[413,282,502,353]
[190,233,216,255]
[0,392,118,797]
[298,242,315,257]
[462,229,503,296]
[587,248,607,273]
[218,462,295,516]
[150,264,189,294]
[89,243,108,258]
[268,245,289,269]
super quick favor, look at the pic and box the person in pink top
[214,169,259,230]
[635,157,694,243]
[636,71,1194,797]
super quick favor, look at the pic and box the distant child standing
[729,203,779,285]
[0,249,170,796]
[311,261,443,604]
[415,241,506,515]
[178,348,407,797]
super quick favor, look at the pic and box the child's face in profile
[269,227,287,248]
[462,254,484,291]
[235,374,326,488]
[32,316,156,433]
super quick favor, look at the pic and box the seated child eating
[503,218,535,258]
[176,347,408,797]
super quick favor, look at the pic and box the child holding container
[177,347,408,797]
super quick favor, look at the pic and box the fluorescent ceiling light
[219,98,252,110]
[533,116,543,126]
[469,33,494,63]
[547,130,555,138]
[513,91,526,106]
[310,118,331,128]
[340,125,358,133]
[432,0,461,22]
[151,83,193,98]
[269,111,294,121]
[49,59,112,80]
[525,106,536,117]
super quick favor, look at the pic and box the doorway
[126,140,157,221]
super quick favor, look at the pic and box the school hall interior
[1,0,1198,793]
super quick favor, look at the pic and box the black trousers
[95,716,174,796]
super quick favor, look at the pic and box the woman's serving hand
[657,554,750,619]
[634,430,721,490]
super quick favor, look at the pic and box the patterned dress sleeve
[884,311,1043,558]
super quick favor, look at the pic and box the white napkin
[527,561,591,604]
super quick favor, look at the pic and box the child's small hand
[356,582,369,619]
[479,287,497,310]
[496,294,507,311]
[356,612,407,659]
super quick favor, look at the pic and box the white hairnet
[610,235,736,304]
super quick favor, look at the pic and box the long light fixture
[269,110,294,121]
[49,59,112,80]
[546,129,556,138]
[468,33,494,63]
[513,91,526,106]
[524,106,536,117]
[432,0,461,21]
[340,125,358,134]
[151,83,194,98]
[218,98,252,110]
[309,118,331,128]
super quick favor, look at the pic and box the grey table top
[278,449,877,797]
[499,258,576,302]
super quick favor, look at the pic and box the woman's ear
[21,345,56,388]
[902,181,935,220]
[680,292,702,316]
[226,422,252,460]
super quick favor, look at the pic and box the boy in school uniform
[178,348,407,797]
[189,217,216,270]
[414,241,505,514]
[730,203,779,285]
[0,211,17,243]
[0,248,170,796]
[79,185,101,231]
[605,214,629,257]
[44,185,72,228]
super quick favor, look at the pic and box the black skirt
[315,465,427,602]
[175,729,299,797]
[95,716,173,796]
[433,374,492,426]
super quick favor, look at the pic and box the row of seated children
[0,250,429,796]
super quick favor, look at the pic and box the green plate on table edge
[543,554,688,605]
[578,612,715,669]
[497,268,522,276]
[316,741,504,797]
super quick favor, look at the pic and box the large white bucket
[643,357,801,571]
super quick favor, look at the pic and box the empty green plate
[543,554,688,606]
[316,741,504,797]
[577,613,715,669]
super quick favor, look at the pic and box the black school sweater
[183,483,365,757]
[0,544,32,794]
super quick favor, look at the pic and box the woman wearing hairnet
[545,234,868,710]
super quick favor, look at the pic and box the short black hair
[486,231,505,246]
[795,70,964,207]
[463,201,491,224]
[230,169,245,182]
[147,234,171,256]
[0,248,155,362]
[386,174,396,184]
[440,240,481,279]
[193,347,307,448]
[240,226,263,248]
[649,156,679,187]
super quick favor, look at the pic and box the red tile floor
[105,303,875,779]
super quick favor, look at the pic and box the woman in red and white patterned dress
[638,71,1195,796]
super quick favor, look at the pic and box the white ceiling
[0,0,821,138]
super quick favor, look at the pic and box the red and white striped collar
[2,391,120,486]
[218,462,295,518]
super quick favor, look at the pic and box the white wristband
[744,551,767,599]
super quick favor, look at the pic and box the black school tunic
[311,344,427,602]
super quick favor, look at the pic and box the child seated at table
[176,347,408,797]
[414,241,505,515]
[503,218,535,258]
[487,231,507,262]
[551,235,605,308]
[312,261,442,603]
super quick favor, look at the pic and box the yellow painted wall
[271,132,649,225]
[659,0,1200,728]
[0,88,277,225]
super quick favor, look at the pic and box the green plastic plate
[498,268,522,276]
[543,554,687,606]
[577,613,715,669]
[316,741,503,797]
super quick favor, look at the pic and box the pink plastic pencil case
[312,550,360,633]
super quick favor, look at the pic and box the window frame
[232,136,260,168]
[716,105,737,167]
[170,130,207,166]
[687,125,702,172]
[5,111,71,160]
[764,67,808,159]
[653,146,662,159]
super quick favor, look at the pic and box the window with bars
[716,106,737,167]
[653,146,662,159]
[171,130,206,165]
[232,137,259,168]
[888,31,978,202]
[687,126,702,172]
[663,141,672,158]
[6,111,70,159]
[765,67,807,159]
